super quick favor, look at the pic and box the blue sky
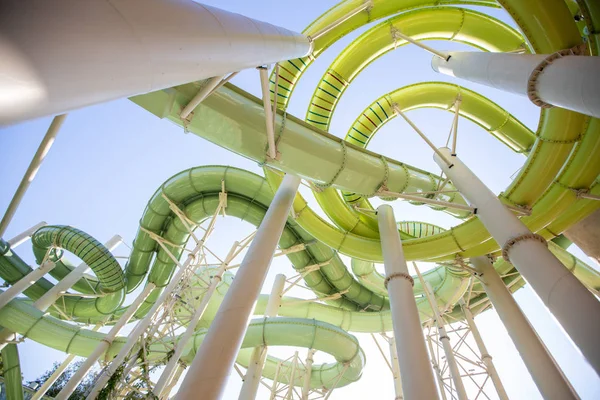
[1,0,599,398]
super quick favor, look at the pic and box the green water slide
[2,0,600,395]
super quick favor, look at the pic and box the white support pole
[84,240,208,400]
[301,349,316,400]
[31,323,104,400]
[32,354,76,400]
[0,260,56,311]
[426,333,447,400]
[309,1,371,41]
[378,190,475,213]
[239,274,286,400]
[391,30,448,60]
[458,298,508,400]
[259,66,277,160]
[416,269,467,400]
[0,1,311,125]
[154,242,241,398]
[431,52,600,118]
[392,106,453,167]
[377,204,439,400]
[434,147,600,375]
[175,174,300,400]
[470,256,577,399]
[388,337,404,400]
[56,282,156,400]
[179,75,225,120]
[33,235,122,312]
[0,115,65,238]
[6,221,47,249]
[451,96,461,155]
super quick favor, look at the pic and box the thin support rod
[6,221,47,249]
[458,299,509,400]
[154,242,241,397]
[31,322,104,400]
[377,204,439,400]
[259,66,277,160]
[388,337,404,400]
[180,75,225,120]
[415,265,468,400]
[56,282,156,400]
[426,333,448,400]
[270,361,283,400]
[238,274,286,400]
[0,114,66,238]
[176,174,300,400]
[34,235,122,311]
[392,30,449,60]
[392,106,453,167]
[84,241,206,400]
[451,96,461,155]
[285,351,299,400]
[379,190,474,212]
[0,260,57,311]
[577,191,600,201]
[309,1,371,41]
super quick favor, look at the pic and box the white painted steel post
[0,261,56,310]
[6,221,47,249]
[56,282,156,400]
[470,256,577,399]
[434,147,600,375]
[421,279,467,400]
[179,75,224,120]
[0,1,311,125]
[377,204,439,400]
[239,274,286,400]
[33,235,122,311]
[0,115,65,237]
[388,337,403,400]
[176,174,300,400]
[431,52,600,118]
[459,298,508,400]
[84,241,207,400]
[154,243,241,398]
[259,66,277,160]
[301,349,316,400]
[31,323,104,400]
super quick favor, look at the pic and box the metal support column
[0,115,65,238]
[431,51,600,118]
[471,256,577,399]
[377,204,439,400]
[434,147,600,375]
[176,174,300,400]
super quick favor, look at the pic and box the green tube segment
[306,7,527,132]
[269,0,500,110]
[1,344,24,400]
